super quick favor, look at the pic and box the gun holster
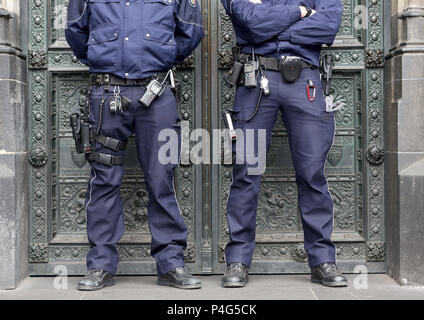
[69,111,127,167]
[70,112,91,154]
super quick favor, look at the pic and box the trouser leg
[133,86,188,275]
[85,85,134,274]
[280,69,336,268]
[225,77,280,267]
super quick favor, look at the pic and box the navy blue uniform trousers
[225,68,336,268]
[85,84,187,275]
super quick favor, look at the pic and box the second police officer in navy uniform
[66,0,204,291]
[221,0,347,288]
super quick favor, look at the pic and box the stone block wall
[0,3,28,289]
[385,0,424,285]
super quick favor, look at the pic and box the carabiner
[307,80,316,102]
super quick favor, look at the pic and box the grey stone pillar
[385,0,424,285]
[0,3,28,289]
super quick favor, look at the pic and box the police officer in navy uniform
[221,0,347,287]
[66,0,203,291]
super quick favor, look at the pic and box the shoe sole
[311,275,348,288]
[222,281,247,288]
[157,279,202,290]
[77,278,115,291]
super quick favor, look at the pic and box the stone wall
[0,2,28,289]
[385,0,424,285]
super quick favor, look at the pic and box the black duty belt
[90,72,168,87]
[258,56,315,72]
[238,53,315,72]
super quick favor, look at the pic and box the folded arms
[222,0,343,47]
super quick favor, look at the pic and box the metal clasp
[307,80,316,102]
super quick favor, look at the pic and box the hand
[299,6,308,18]
[299,6,317,18]
[249,0,262,3]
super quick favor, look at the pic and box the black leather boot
[157,267,202,290]
[77,268,115,291]
[311,262,348,287]
[222,263,249,288]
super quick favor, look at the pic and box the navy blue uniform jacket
[221,0,343,67]
[65,0,204,79]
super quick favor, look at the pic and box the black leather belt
[90,72,168,87]
[258,56,315,72]
[238,54,315,72]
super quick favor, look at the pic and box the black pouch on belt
[281,58,303,83]
[226,61,244,87]
[225,47,244,87]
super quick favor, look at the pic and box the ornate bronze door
[28,0,386,275]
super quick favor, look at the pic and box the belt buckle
[282,56,300,64]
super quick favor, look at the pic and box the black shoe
[77,268,115,291]
[311,262,348,287]
[157,267,202,290]
[222,263,249,288]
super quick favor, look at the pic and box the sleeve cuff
[287,5,302,24]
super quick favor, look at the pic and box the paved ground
[0,275,423,300]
